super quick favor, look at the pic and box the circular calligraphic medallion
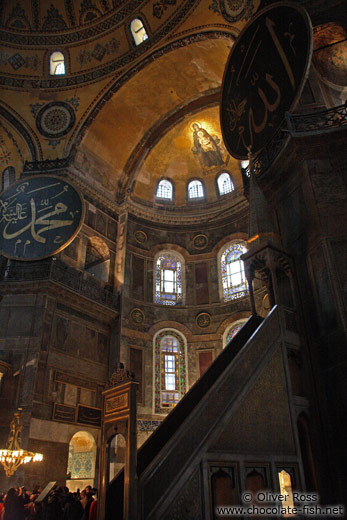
[0,176,84,261]
[196,312,211,328]
[130,307,145,324]
[134,230,147,244]
[221,2,312,159]
[193,233,208,250]
[36,102,75,138]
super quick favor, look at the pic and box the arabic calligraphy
[221,4,312,159]
[0,176,84,260]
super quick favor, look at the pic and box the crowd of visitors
[0,485,97,520]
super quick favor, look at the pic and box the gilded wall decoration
[0,135,12,166]
[79,0,103,25]
[209,0,254,22]
[153,0,177,19]
[0,0,202,89]
[130,307,145,324]
[0,122,25,166]
[77,404,101,426]
[134,230,147,244]
[0,51,41,71]
[196,312,211,328]
[53,403,76,423]
[105,393,128,413]
[35,102,76,138]
[5,3,31,30]
[77,38,120,65]
[42,5,68,31]
[193,233,208,249]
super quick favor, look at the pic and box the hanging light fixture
[0,410,43,477]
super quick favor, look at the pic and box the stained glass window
[220,242,248,301]
[131,18,148,45]
[154,331,187,413]
[156,179,173,200]
[224,319,247,346]
[217,172,234,195]
[188,180,204,199]
[155,253,183,305]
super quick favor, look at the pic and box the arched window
[241,160,250,177]
[154,330,187,413]
[1,166,15,192]
[155,251,183,305]
[217,172,234,196]
[156,179,173,200]
[66,431,96,491]
[130,18,148,46]
[224,319,247,346]
[188,179,204,199]
[50,51,65,75]
[219,241,248,302]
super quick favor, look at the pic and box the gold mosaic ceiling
[0,0,262,210]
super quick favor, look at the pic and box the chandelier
[0,411,43,477]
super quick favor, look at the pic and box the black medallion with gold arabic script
[221,2,312,159]
[0,176,84,261]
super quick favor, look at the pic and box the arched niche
[85,236,110,283]
[109,433,126,482]
[66,430,97,491]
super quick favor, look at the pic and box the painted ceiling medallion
[196,312,211,328]
[130,307,145,324]
[36,102,76,138]
[193,234,208,249]
[219,0,254,23]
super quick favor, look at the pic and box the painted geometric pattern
[154,331,187,413]
[221,242,248,301]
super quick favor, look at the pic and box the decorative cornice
[0,1,149,46]
[125,194,249,226]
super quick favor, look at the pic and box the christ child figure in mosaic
[191,122,224,168]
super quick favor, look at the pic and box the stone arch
[66,430,96,491]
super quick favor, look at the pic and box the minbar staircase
[107,306,301,519]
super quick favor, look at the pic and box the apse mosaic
[191,122,225,169]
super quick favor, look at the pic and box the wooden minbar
[98,364,138,520]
